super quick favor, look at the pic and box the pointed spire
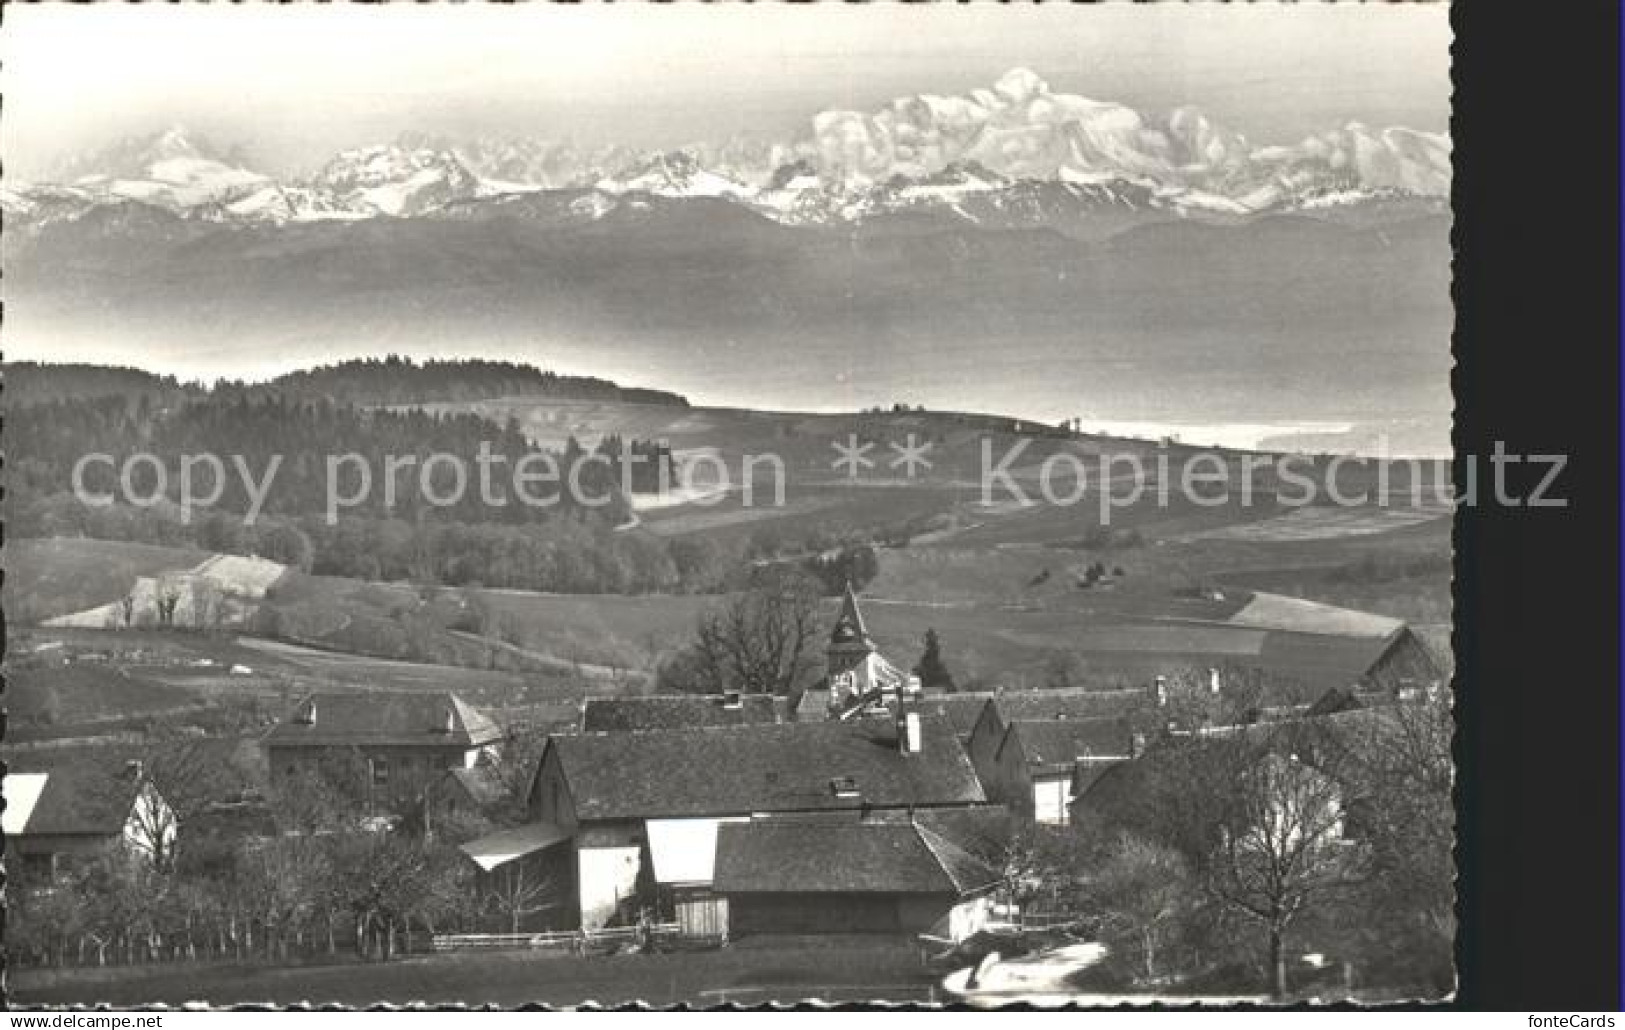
[829,579,874,651]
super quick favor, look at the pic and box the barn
[713,808,1010,939]
[521,711,990,931]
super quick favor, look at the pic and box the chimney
[721,689,744,710]
[1131,731,1147,758]
[905,674,923,698]
[296,698,317,725]
[438,705,456,734]
[899,711,922,755]
[1154,676,1168,708]
[1209,668,1222,695]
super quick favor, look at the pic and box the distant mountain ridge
[5,69,1448,235]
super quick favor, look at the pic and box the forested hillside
[5,385,718,594]
[257,356,690,408]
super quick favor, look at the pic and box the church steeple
[828,580,874,655]
[826,581,880,714]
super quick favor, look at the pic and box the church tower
[826,581,884,713]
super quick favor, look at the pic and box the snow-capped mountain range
[4,69,1448,236]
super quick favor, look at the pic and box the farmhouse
[1065,593,1443,702]
[1068,727,1352,855]
[713,807,1011,939]
[520,708,986,931]
[3,756,176,881]
[580,692,790,732]
[964,688,1148,818]
[265,692,503,814]
[986,717,1138,825]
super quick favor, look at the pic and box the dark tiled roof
[1255,629,1410,686]
[918,693,995,740]
[265,692,502,748]
[6,755,147,837]
[581,693,788,732]
[913,808,1012,893]
[911,806,1016,869]
[551,716,985,820]
[714,821,956,894]
[990,689,1149,724]
[1005,718,1135,772]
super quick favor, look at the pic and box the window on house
[372,757,390,787]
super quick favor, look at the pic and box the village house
[712,806,1013,939]
[519,705,987,933]
[264,692,503,815]
[1054,592,1443,704]
[985,717,1138,825]
[964,688,1148,822]
[3,756,177,882]
[1068,727,1356,857]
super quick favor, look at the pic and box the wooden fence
[431,923,687,954]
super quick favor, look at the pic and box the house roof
[459,822,571,872]
[548,716,985,821]
[1004,718,1135,772]
[265,692,502,749]
[911,806,1016,872]
[918,693,996,740]
[581,693,788,732]
[986,689,1149,727]
[4,757,148,837]
[442,765,512,810]
[1068,736,1255,855]
[912,809,1012,894]
[714,821,957,895]
[1254,629,1410,686]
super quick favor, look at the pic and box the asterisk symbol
[889,433,934,478]
[831,434,876,479]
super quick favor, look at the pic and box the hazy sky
[5,2,1451,178]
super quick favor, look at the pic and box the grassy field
[5,626,605,744]
[10,936,939,1007]
[5,400,1453,742]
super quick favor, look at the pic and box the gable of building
[265,691,502,749]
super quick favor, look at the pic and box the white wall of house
[577,844,642,930]
[646,817,746,887]
[1032,775,1072,826]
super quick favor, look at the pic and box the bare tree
[482,856,562,934]
[238,836,331,959]
[1083,832,1196,984]
[1304,694,1454,979]
[1203,746,1368,999]
[687,566,824,695]
[333,832,471,959]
